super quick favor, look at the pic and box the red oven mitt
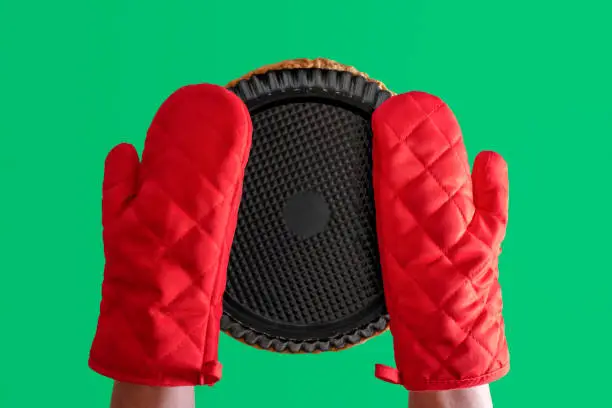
[371,91,510,391]
[89,84,252,386]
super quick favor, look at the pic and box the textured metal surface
[223,69,391,352]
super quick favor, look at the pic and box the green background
[1,1,610,407]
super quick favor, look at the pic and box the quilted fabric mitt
[371,91,510,391]
[89,84,252,386]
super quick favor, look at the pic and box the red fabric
[375,364,401,385]
[89,84,252,386]
[371,91,510,391]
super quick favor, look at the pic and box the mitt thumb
[102,143,139,227]
[471,150,509,247]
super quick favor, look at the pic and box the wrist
[110,382,195,408]
[409,385,493,408]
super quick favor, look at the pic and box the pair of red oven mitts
[89,84,509,391]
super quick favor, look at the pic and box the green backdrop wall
[1,1,610,407]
